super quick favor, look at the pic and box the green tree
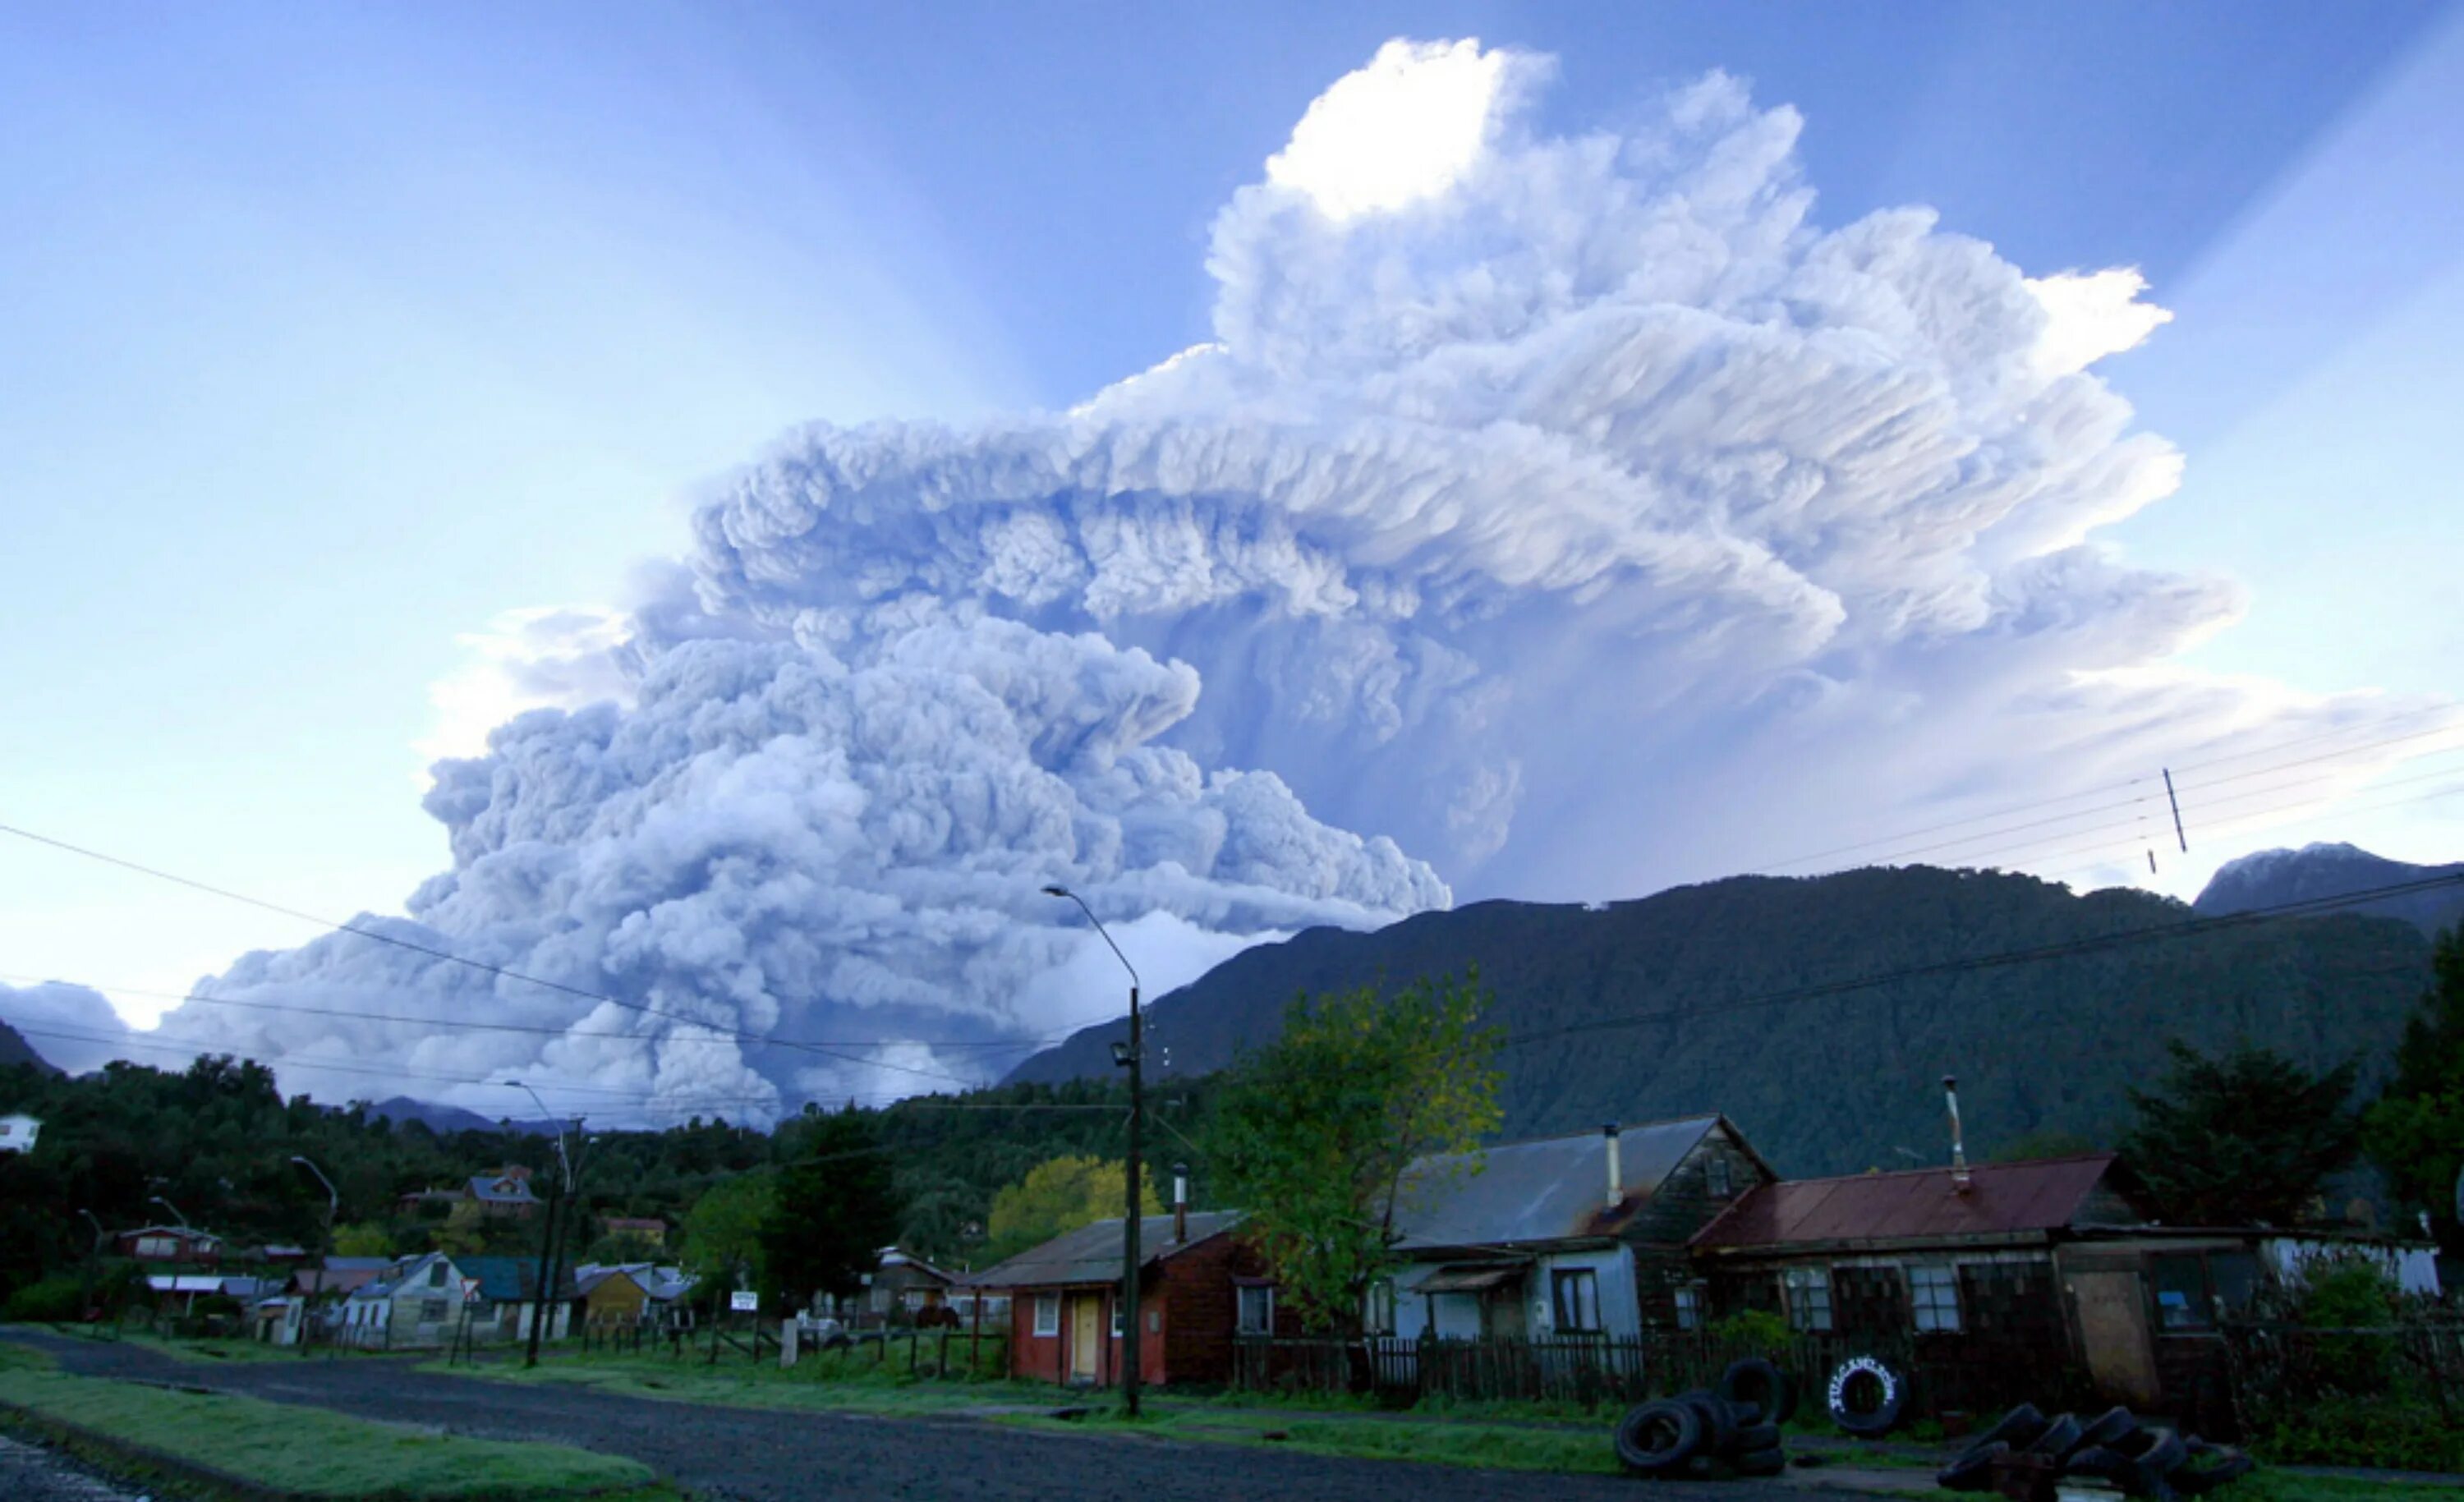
[983,1156,1162,1263]
[1992,1128,2099,1163]
[2120,1040,2361,1226]
[2362,926,2464,1251]
[760,1110,902,1310]
[331,1222,392,1257]
[1208,970,1501,1333]
[679,1169,775,1293]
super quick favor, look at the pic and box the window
[136,1236,175,1259]
[1237,1284,1275,1335]
[1110,1302,1123,1339]
[1673,1283,1705,1331]
[1908,1265,1962,1333]
[1708,1155,1734,1198]
[1783,1267,1833,1332]
[1363,1279,1395,1335]
[1551,1268,1602,1332]
[1032,1294,1060,1337]
[421,1298,448,1322]
[2153,1255,2213,1331]
[428,1261,448,1288]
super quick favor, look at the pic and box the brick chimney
[1604,1123,1622,1211]
[1172,1161,1189,1244]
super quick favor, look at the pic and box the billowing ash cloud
[146,40,2444,1118]
[0,981,141,1075]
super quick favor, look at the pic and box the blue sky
[3,1,2461,1035]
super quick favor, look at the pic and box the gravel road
[5,1329,1820,1501]
[0,1434,151,1502]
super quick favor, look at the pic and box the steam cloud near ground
[82,41,2437,1121]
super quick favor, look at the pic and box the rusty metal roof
[963,1210,1245,1290]
[1691,1153,2122,1251]
[1390,1115,1726,1253]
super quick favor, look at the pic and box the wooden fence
[1232,1329,2088,1416]
[2223,1321,2464,1434]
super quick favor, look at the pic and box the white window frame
[1673,1283,1704,1331]
[1908,1264,1962,1333]
[1707,1155,1733,1198]
[1551,1267,1602,1333]
[1032,1293,1060,1337]
[1783,1266,1833,1333]
[1362,1278,1395,1336]
[1236,1284,1275,1335]
[1110,1301,1124,1338]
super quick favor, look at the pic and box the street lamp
[147,1194,189,1229]
[506,1081,578,1370]
[290,1156,340,1231]
[1042,883,1146,1418]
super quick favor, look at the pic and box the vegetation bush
[1706,1309,1790,1353]
[3,1274,88,1323]
[2255,1394,2464,1472]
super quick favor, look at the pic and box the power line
[1500,870,2462,1052]
[0,818,978,1089]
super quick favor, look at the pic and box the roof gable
[1389,1116,1727,1252]
[967,1211,1245,1288]
[1692,1154,2132,1250]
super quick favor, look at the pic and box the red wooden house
[966,1208,1302,1386]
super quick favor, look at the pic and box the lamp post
[147,1194,189,1229]
[77,1209,107,1321]
[1042,883,1144,1417]
[508,1082,576,1370]
[290,1155,340,1233]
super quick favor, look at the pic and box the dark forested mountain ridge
[0,1019,54,1076]
[2194,843,2464,936]
[1005,866,2437,1178]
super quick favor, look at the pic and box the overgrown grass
[994,1403,1626,1476]
[2238,1473,2464,1502]
[0,1358,662,1499]
[438,1343,1060,1417]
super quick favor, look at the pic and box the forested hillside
[0,1019,51,1074]
[1007,866,2439,1177]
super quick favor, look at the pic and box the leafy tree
[2120,1040,2361,1227]
[1209,970,1501,1333]
[983,1155,1161,1263]
[679,1169,775,1293]
[582,1231,664,1266]
[430,1199,490,1257]
[2362,926,2464,1250]
[332,1222,392,1257]
[760,1110,901,1309]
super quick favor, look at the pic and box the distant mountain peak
[2195,842,2463,936]
[0,1018,60,1077]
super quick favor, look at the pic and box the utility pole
[1042,884,1144,1417]
[510,1081,576,1370]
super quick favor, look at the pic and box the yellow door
[2070,1270,2160,1406]
[1069,1295,1102,1382]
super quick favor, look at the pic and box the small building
[967,1210,1300,1386]
[456,1254,576,1341]
[600,1216,667,1249]
[867,1247,956,1319]
[0,1112,39,1155]
[291,1256,391,1302]
[117,1224,223,1265]
[466,1167,541,1220]
[1381,1116,1776,1343]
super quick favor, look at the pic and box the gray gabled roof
[1388,1115,1741,1253]
[964,1211,1244,1290]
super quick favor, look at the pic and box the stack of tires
[1615,1358,1799,1480]
[1938,1403,2256,1500]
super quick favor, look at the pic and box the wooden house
[966,1209,1301,1386]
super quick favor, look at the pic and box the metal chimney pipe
[1173,1161,1189,1244]
[1944,1076,1973,1193]
[1604,1123,1622,1211]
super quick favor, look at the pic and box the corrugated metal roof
[1389,1116,1723,1252]
[1692,1154,2122,1250]
[965,1210,1244,1289]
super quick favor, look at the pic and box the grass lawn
[994,1403,1625,1476]
[0,1346,665,1500]
[436,1344,1059,1417]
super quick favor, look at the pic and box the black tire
[1722,1422,1782,1455]
[2136,1430,2189,1474]
[2065,1446,2135,1485]
[1938,1440,2009,1492]
[2079,1408,2139,1451]
[2025,1412,2085,1462]
[1974,1403,2048,1451]
[1720,1357,1799,1427]
[2171,1446,2255,1496]
[1825,1356,1906,1437]
[1735,1448,1788,1477]
[1616,1399,1705,1476]
[1675,1389,1739,1451]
